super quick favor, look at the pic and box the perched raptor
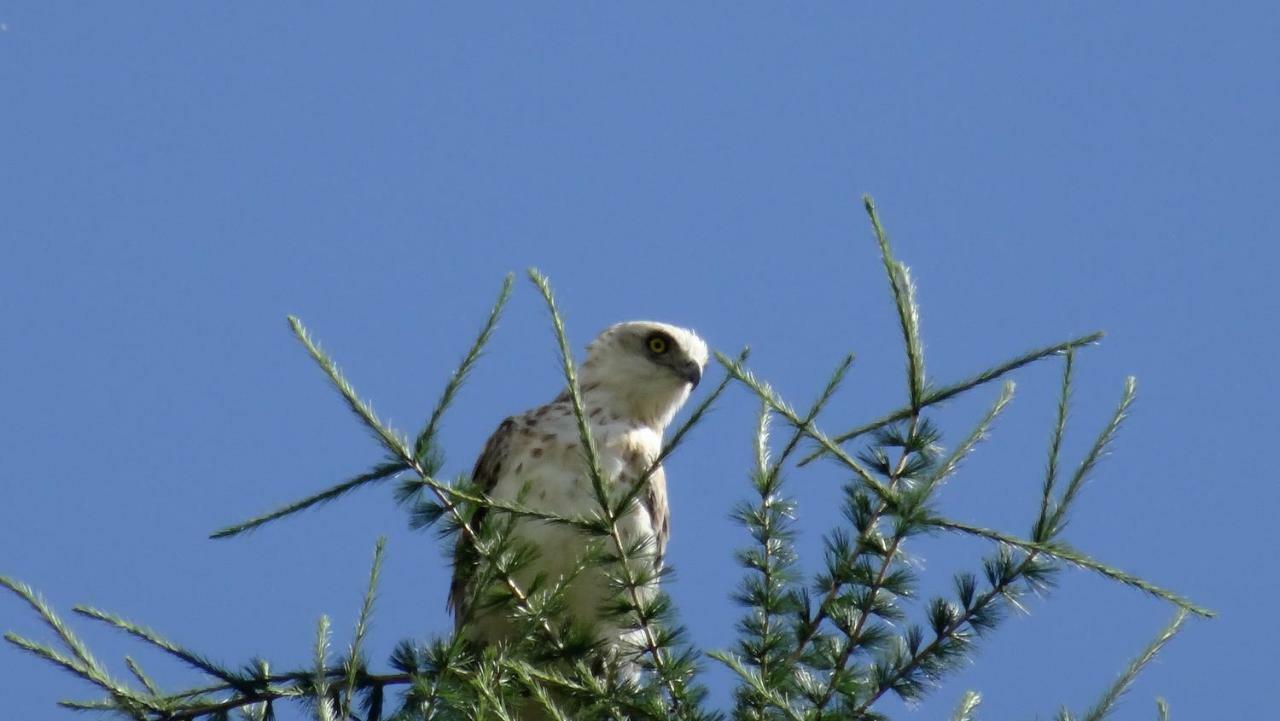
[449,320,708,657]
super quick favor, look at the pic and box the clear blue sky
[2,4,1274,719]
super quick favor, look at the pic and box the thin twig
[528,269,686,713]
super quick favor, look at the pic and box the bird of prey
[449,320,708,660]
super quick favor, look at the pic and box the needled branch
[528,268,700,718]
[797,331,1102,467]
[5,199,1213,721]
[212,276,514,540]
[1079,610,1189,721]
[280,313,566,652]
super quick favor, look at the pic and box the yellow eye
[647,336,669,354]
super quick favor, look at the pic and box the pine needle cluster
[3,197,1212,721]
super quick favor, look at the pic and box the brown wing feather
[449,417,515,626]
[643,465,670,570]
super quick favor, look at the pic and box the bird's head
[576,321,709,429]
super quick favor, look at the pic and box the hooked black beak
[681,362,702,389]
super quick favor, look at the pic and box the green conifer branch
[718,352,926,700]
[865,196,927,411]
[72,606,247,689]
[0,577,158,717]
[59,698,121,711]
[3,205,1213,721]
[729,356,852,717]
[914,381,1015,501]
[210,460,409,539]
[797,331,1103,467]
[314,615,336,721]
[730,401,804,719]
[468,654,519,721]
[848,367,1200,716]
[1036,350,1075,542]
[810,201,942,714]
[951,690,982,721]
[707,651,806,721]
[853,518,1198,717]
[715,352,894,504]
[289,316,414,458]
[842,331,1142,713]
[850,556,1020,713]
[528,268,693,717]
[125,656,161,698]
[213,277,513,542]
[413,274,514,464]
[723,361,896,698]
[1044,376,1137,540]
[775,354,855,471]
[4,632,156,717]
[926,520,1212,617]
[812,419,937,712]
[284,314,565,651]
[1079,610,1188,721]
[812,383,1012,714]
[0,576,110,684]
[344,537,387,718]
[514,667,574,721]
[399,475,603,532]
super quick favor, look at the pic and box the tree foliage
[3,197,1212,720]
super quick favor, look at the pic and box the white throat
[578,371,691,431]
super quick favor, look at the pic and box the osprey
[449,321,708,657]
